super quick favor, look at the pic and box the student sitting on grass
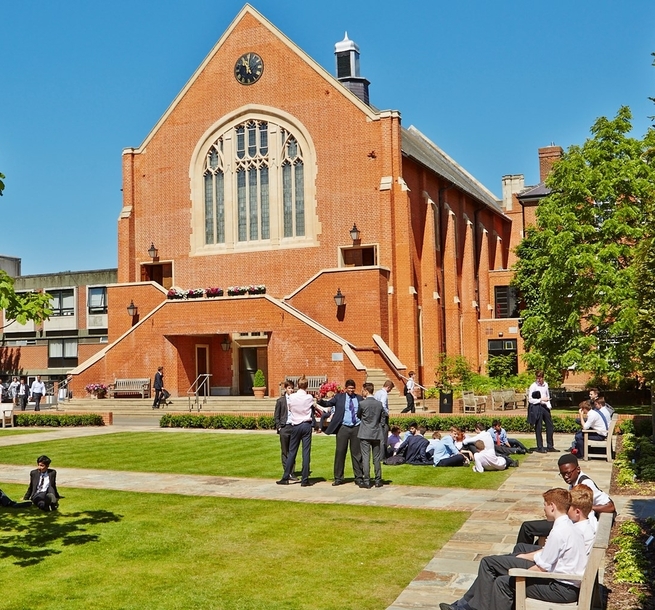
[386,425,402,457]
[0,488,31,508]
[394,422,432,465]
[464,422,518,471]
[427,431,468,467]
[487,420,528,455]
[24,455,62,511]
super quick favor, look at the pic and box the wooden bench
[463,391,486,414]
[509,512,612,610]
[491,389,521,411]
[108,378,151,399]
[583,413,618,463]
[279,375,327,396]
[513,392,527,409]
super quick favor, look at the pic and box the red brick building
[65,6,534,398]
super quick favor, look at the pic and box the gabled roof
[518,182,551,202]
[401,125,506,217]
[131,4,381,153]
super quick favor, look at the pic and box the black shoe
[546,447,560,453]
[300,480,312,487]
[536,448,547,453]
[508,460,519,467]
[439,604,456,610]
[276,479,289,485]
[374,481,384,488]
[331,480,344,487]
[358,482,371,489]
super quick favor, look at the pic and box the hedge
[15,413,105,427]
[159,413,275,430]
[159,413,579,433]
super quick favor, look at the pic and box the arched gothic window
[202,119,307,246]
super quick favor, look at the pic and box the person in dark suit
[274,380,297,480]
[16,377,29,411]
[152,366,164,409]
[319,379,364,486]
[24,455,62,511]
[357,383,385,488]
[395,422,432,465]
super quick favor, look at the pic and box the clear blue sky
[1,1,654,274]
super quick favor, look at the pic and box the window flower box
[247,284,266,295]
[227,286,248,296]
[206,287,224,298]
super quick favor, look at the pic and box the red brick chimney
[538,145,563,182]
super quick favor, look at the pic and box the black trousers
[435,454,467,467]
[282,422,312,482]
[32,392,43,411]
[31,490,58,511]
[152,389,163,408]
[18,394,28,411]
[360,438,382,483]
[334,424,363,483]
[535,405,555,450]
[574,430,605,458]
[278,424,294,470]
[463,554,578,610]
[515,519,553,545]
[401,393,415,413]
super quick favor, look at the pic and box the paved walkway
[0,425,648,610]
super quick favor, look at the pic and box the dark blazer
[274,395,289,430]
[357,397,384,441]
[24,468,61,500]
[319,392,364,435]
[396,434,431,465]
[154,371,164,391]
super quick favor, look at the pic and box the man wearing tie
[24,455,62,511]
[319,379,364,486]
[357,383,385,488]
[274,380,297,480]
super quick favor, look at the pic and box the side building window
[196,112,315,252]
[88,287,108,314]
[48,339,78,368]
[494,286,519,318]
[49,289,75,317]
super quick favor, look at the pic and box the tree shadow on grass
[0,508,123,566]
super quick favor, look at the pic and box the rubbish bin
[439,391,453,414]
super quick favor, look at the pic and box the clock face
[234,52,264,85]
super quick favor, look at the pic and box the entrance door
[239,348,258,396]
[195,344,209,396]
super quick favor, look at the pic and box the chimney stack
[538,145,563,182]
[335,33,370,105]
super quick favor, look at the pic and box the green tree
[0,172,52,325]
[513,107,655,385]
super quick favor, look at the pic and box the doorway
[195,344,210,396]
[239,346,268,395]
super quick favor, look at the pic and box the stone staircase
[365,368,409,412]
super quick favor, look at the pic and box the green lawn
[0,431,532,488]
[0,483,467,610]
[0,429,46,437]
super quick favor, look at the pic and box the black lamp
[148,243,159,260]
[349,223,360,241]
[127,301,138,317]
[334,288,346,307]
[221,337,232,352]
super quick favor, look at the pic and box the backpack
[403,384,409,396]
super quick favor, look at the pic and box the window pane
[236,126,245,159]
[216,171,225,244]
[259,123,268,155]
[282,162,292,238]
[49,340,63,358]
[294,161,304,237]
[248,122,257,158]
[237,169,247,241]
[248,166,258,240]
[204,172,214,244]
[88,287,107,314]
[64,340,78,358]
[260,166,269,240]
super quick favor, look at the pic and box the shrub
[159,414,275,430]
[613,520,650,584]
[15,413,104,427]
[387,414,579,433]
[253,369,266,387]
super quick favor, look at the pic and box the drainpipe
[438,183,455,355]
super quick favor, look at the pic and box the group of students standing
[1,376,47,411]
[274,378,393,488]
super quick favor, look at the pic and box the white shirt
[528,380,551,408]
[533,515,587,586]
[572,472,612,507]
[406,377,416,394]
[575,517,597,556]
[596,406,612,427]
[463,431,494,451]
[287,389,314,425]
[374,389,389,414]
[583,409,607,436]
[30,380,46,395]
[36,472,50,494]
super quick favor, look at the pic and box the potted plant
[85,383,108,399]
[227,285,248,296]
[205,287,224,298]
[434,354,471,413]
[252,369,266,398]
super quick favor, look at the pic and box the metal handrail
[187,374,212,412]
